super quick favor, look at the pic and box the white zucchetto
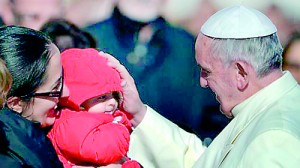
[201,5,277,39]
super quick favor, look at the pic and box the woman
[0,25,67,167]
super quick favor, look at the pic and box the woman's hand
[99,52,147,127]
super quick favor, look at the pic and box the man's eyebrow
[197,64,205,69]
[199,65,211,73]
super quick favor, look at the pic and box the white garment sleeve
[128,106,206,168]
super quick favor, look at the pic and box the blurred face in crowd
[11,0,64,30]
[283,40,300,83]
[117,0,166,22]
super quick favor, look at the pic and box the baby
[48,48,140,168]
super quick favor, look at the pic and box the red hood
[61,48,123,106]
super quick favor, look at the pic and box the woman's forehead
[42,44,62,87]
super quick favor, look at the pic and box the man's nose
[200,77,208,88]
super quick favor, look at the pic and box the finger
[100,53,134,84]
[98,52,127,75]
[99,51,120,65]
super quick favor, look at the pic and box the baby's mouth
[104,111,114,115]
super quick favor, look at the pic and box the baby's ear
[6,96,23,113]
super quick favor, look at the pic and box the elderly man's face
[12,0,63,30]
[195,35,237,118]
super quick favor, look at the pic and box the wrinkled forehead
[195,34,213,56]
[196,34,212,46]
[195,34,222,68]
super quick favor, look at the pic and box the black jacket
[0,108,63,168]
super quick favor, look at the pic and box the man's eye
[201,68,211,78]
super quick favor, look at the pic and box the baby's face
[81,92,120,114]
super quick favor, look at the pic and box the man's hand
[99,51,147,127]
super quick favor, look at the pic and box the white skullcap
[201,5,277,39]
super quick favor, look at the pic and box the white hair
[208,33,283,78]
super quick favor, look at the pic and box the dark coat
[0,108,63,168]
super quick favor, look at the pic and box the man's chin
[220,107,233,119]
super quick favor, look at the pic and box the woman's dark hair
[0,25,53,100]
[40,19,97,52]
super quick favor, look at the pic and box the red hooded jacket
[48,48,140,168]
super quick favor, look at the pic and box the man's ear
[235,62,249,91]
[6,96,23,113]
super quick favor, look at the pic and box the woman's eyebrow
[51,76,62,89]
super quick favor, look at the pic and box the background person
[9,0,65,30]
[40,19,96,52]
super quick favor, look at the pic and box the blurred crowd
[0,0,299,140]
[1,0,299,45]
